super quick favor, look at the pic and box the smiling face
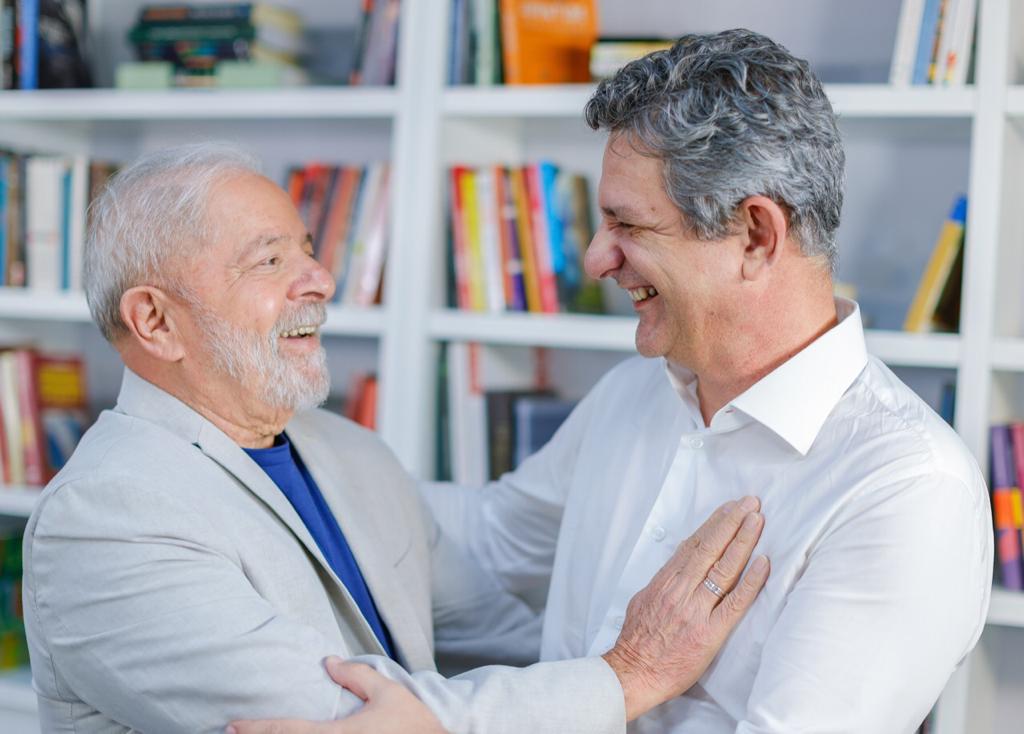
[585,135,744,371]
[177,171,335,412]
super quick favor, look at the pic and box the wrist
[602,643,660,721]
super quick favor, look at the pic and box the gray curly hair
[84,142,262,342]
[584,28,845,273]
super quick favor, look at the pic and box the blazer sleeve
[25,474,625,734]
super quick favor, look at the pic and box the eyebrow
[237,232,313,260]
[601,204,646,222]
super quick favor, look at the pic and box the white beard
[191,300,331,412]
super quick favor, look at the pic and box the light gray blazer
[23,369,623,734]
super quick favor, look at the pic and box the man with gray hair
[237,28,992,734]
[20,141,769,733]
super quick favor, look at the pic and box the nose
[292,251,336,302]
[584,223,625,280]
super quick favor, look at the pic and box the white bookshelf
[0,0,1018,731]
[0,88,399,120]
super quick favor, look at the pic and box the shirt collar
[665,298,868,455]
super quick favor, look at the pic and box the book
[926,0,950,83]
[991,425,1023,591]
[36,0,92,88]
[910,0,941,85]
[499,0,598,85]
[941,0,977,85]
[350,0,399,86]
[890,0,927,85]
[903,195,966,332]
[139,3,302,32]
[25,156,66,292]
[590,38,673,80]
[513,394,575,467]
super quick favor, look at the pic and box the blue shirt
[244,435,395,658]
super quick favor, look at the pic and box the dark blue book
[513,395,576,467]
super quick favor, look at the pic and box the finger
[704,511,765,596]
[324,659,386,703]
[710,554,770,630]
[661,497,759,604]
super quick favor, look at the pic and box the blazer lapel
[192,421,387,658]
[286,418,434,671]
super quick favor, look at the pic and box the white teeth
[280,325,318,338]
[628,287,658,302]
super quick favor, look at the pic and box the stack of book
[990,424,1024,591]
[440,343,576,485]
[0,520,27,671]
[0,151,116,292]
[2,0,92,89]
[349,0,401,86]
[449,0,598,85]
[890,0,978,86]
[285,162,391,307]
[124,2,307,88]
[447,163,603,315]
[0,349,88,488]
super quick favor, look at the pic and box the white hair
[84,142,262,341]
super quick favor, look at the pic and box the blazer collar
[113,369,431,667]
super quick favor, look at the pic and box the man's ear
[119,286,186,362]
[738,196,789,282]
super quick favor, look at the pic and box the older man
[239,28,993,734]
[21,143,768,733]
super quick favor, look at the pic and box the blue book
[60,164,71,290]
[539,161,565,276]
[513,396,576,467]
[17,0,38,89]
[911,0,941,85]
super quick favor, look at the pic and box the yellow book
[458,169,487,312]
[903,196,966,332]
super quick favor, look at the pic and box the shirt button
[690,437,704,449]
[613,615,625,630]
[649,525,666,542]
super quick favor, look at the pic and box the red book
[449,166,472,310]
[14,350,46,486]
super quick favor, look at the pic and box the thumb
[324,658,386,702]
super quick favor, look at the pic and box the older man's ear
[118,286,187,362]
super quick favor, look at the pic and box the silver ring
[703,577,726,599]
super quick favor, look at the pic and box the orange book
[499,0,599,85]
[509,167,543,312]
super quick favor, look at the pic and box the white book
[341,163,384,305]
[354,165,390,307]
[474,166,506,313]
[26,156,66,292]
[946,0,978,85]
[890,0,927,85]
[934,0,960,84]
[0,352,24,485]
[447,341,488,486]
[67,155,89,292]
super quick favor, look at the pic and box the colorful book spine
[525,163,559,313]
[903,195,966,332]
[992,424,1024,590]
[911,0,942,85]
[509,167,542,312]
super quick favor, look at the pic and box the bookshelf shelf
[0,488,40,518]
[990,338,1024,371]
[0,669,35,713]
[1005,86,1024,116]
[321,306,386,337]
[986,588,1024,628]
[0,290,91,322]
[0,289,384,338]
[429,311,961,367]
[442,84,975,119]
[0,88,399,121]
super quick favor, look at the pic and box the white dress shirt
[425,298,993,733]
